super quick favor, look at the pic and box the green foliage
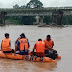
[26,0,43,8]
[20,5,26,8]
[13,4,19,8]
[21,16,35,25]
[6,16,36,25]
[43,16,52,24]
[62,15,72,25]
[6,16,22,25]
[6,15,72,25]
[13,0,43,8]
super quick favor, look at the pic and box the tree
[13,4,19,8]
[26,0,43,8]
[20,5,26,8]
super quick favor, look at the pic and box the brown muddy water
[0,25,72,72]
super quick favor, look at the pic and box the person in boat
[1,33,14,53]
[15,33,29,51]
[44,35,57,59]
[14,33,30,55]
[32,39,45,57]
[15,33,28,44]
[44,35,54,50]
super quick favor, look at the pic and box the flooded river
[0,25,72,72]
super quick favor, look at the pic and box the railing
[0,7,72,16]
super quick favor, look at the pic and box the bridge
[0,7,72,25]
[0,7,72,16]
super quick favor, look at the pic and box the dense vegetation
[6,15,72,25]
[13,0,43,8]
[62,15,72,25]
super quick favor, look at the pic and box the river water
[0,25,72,72]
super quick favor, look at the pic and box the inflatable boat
[0,51,58,62]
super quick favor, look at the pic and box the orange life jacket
[18,37,28,41]
[36,41,45,53]
[2,38,11,51]
[19,38,28,50]
[44,39,53,48]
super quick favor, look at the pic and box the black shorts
[3,49,14,53]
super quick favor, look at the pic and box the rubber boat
[0,51,56,62]
[0,51,61,62]
[56,55,61,60]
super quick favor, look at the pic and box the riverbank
[0,19,71,28]
[38,23,68,28]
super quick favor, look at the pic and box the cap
[20,33,25,36]
[5,33,9,36]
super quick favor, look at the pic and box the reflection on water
[33,62,57,71]
[0,59,57,72]
[0,25,72,72]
